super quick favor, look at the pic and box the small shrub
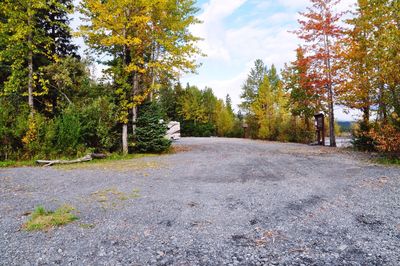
[351,121,375,151]
[21,113,58,159]
[0,100,30,160]
[370,123,400,157]
[78,97,118,151]
[55,108,82,154]
[23,205,78,231]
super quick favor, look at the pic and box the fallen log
[36,153,106,167]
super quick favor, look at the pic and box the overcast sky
[71,0,359,121]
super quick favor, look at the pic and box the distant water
[324,137,352,148]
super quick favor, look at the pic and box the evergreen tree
[251,76,275,139]
[37,0,78,116]
[240,59,267,114]
[225,94,234,116]
[240,59,268,138]
[159,83,183,121]
[135,103,171,153]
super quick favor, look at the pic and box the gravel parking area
[1,137,399,265]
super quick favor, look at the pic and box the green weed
[23,205,78,231]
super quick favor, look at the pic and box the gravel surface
[1,137,399,265]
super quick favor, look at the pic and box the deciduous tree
[0,0,61,115]
[295,0,345,147]
[79,0,201,154]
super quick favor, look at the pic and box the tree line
[0,0,202,160]
[0,0,399,161]
[235,0,399,156]
[159,83,243,138]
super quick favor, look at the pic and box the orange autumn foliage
[370,123,400,156]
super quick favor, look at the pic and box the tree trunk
[36,153,106,167]
[28,14,34,116]
[28,49,34,115]
[324,33,336,147]
[132,106,137,134]
[122,124,128,155]
[132,73,139,134]
[121,26,130,155]
[362,106,370,125]
[327,85,336,147]
[149,73,155,102]
[378,83,387,122]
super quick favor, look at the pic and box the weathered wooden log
[91,153,107,159]
[36,153,106,167]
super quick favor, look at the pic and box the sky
[71,0,359,121]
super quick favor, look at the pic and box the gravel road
[1,137,399,265]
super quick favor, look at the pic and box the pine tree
[240,59,268,138]
[225,94,234,116]
[240,59,268,114]
[37,0,78,116]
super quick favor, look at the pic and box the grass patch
[23,205,78,231]
[375,157,400,165]
[90,187,141,209]
[79,223,95,229]
[56,153,160,171]
[0,153,159,169]
[0,160,36,168]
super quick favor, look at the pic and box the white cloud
[71,0,358,120]
[183,0,358,120]
[191,0,248,61]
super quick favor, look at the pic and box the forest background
[0,0,399,161]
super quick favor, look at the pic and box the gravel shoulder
[1,137,399,265]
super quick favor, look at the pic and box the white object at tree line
[166,121,181,140]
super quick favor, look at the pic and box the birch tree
[79,0,201,154]
[0,0,57,115]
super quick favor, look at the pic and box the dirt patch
[356,214,384,228]
[286,195,325,213]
